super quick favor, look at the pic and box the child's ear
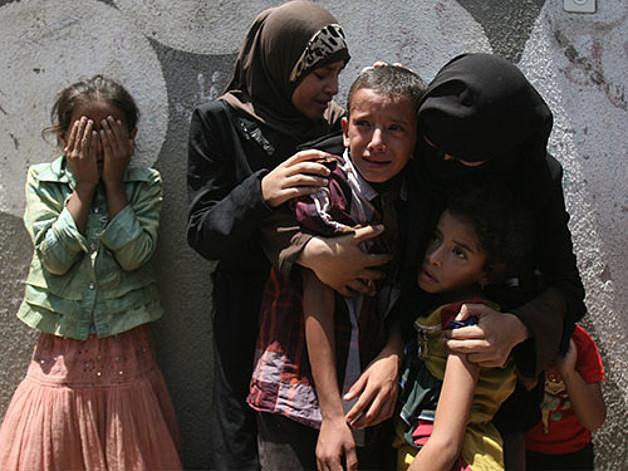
[128,127,138,156]
[481,262,506,288]
[341,116,350,148]
[478,272,491,290]
[59,130,68,147]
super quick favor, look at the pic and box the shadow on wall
[0,212,39,417]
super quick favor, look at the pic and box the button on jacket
[18,156,164,340]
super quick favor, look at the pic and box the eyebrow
[452,238,475,253]
[321,62,344,71]
[391,118,412,126]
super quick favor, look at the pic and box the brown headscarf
[221,1,350,141]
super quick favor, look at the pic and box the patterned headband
[289,24,347,83]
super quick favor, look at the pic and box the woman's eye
[389,124,403,132]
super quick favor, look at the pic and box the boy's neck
[370,174,402,195]
[432,284,485,306]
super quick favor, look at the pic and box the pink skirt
[0,325,182,471]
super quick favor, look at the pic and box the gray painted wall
[0,0,626,469]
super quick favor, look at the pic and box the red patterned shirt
[525,325,605,454]
[247,151,398,428]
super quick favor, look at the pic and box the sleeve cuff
[50,206,88,254]
[99,204,140,251]
[253,169,274,213]
[279,232,314,277]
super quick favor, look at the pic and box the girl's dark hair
[44,75,139,146]
[445,187,534,281]
[346,65,426,115]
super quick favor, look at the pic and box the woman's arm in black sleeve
[511,155,586,376]
[186,102,273,261]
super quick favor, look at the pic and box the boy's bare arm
[409,353,479,471]
[555,339,606,432]
[302,269,358,471]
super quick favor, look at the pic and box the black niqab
[405,53,555,277]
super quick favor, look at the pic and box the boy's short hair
[445,187,534,280]
[346,65,426,115]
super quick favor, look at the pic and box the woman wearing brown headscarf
[187,2,352,469]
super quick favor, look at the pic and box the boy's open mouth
[362,155,391,167]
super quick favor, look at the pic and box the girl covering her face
[0,75,181,470]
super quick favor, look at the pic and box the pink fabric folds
[0,325,182,471]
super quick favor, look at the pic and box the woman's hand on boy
[360,61,403,73]
[443,303,529,367]
[101,116,133,185]
[554,338,577,379]
[261,149,332,208]
[300,225,392,297]
[316,417,358,471]
[64,117,99,186]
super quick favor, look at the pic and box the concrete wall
[0,0,626,469]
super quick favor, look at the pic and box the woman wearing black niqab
[403,53,585,469]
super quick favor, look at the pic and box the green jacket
[18,156,164,340]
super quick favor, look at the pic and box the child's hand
[64,116,99,185]
[261,149,331,208]
[316,417,358,471]
[344,348,399,428]
[555,338,578,379]
[100,116,133,185]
